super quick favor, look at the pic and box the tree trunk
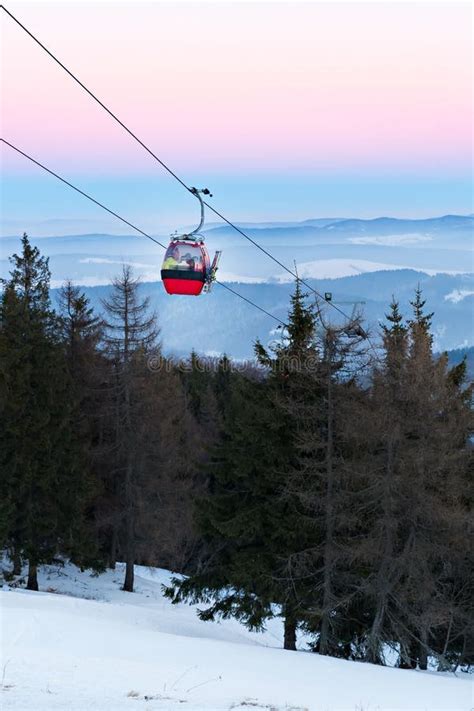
[109,523,118,570]
[122,507,135,592]
[283,613,297,651]
[418,647,428,671]
[12,545,21,576]
[367,439,396,665]
[438,613,454,671]
[123,557,134,592]
[121,323,135,593]
[122,456,135,593]
[367,602,385,665]
[27,561,38,591]
[320,345,335,656]
[418,630,428,670]
[399,640,417,669]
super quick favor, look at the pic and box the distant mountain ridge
[204,214,473,238]
[2,214,472,242]
[2,214,472,284]
[1,215,472,357]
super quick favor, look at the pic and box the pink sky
[1,1,472,176]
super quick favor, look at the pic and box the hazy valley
[1,215,472,357]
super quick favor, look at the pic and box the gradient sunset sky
[1,1,472,235]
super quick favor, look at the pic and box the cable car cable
[1,137,380,361]
[0,139,168,251]
[215,281,287,324]
[2,7,383,361]
[0,4,189,194]
[0,4,370,329]
[0,139,287,328]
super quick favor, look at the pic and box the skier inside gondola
[182,252,195,269]
[162,245,180,270]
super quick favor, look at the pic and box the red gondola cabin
[161,187,221,295]
[161,239,210,296]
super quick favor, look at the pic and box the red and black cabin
[161,239,211,296]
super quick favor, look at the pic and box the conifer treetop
[408,286,434,333]
[5,233,51,313]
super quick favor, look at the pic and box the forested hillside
[1,235,472,673]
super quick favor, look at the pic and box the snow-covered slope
[1,563,471,710]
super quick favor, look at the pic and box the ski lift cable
[2,7,383,362]
[0,4,367,329]
[0,139,287,328]
[1,140,168,251]
[0,5,189,194]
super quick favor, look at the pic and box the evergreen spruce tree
[58,280,103,382]
[0,235,90,588]
[352,299,410,665]
[166,281,318,649]
[408,286,434,338]
[278,299,368,658]
[354,292,472,669]
[101,265,159,592]
[397,289,471,669]
[57,281,105,567]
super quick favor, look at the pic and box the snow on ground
[0,562,471,710]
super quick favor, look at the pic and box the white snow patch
[0,561,470,711]
[79,258,156,269]
[444,289,474,304]
[349,233,433,246]
[216,272,267,284]
[274,260,467,281]
[50,271,162,289]
[49,276,113,288]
